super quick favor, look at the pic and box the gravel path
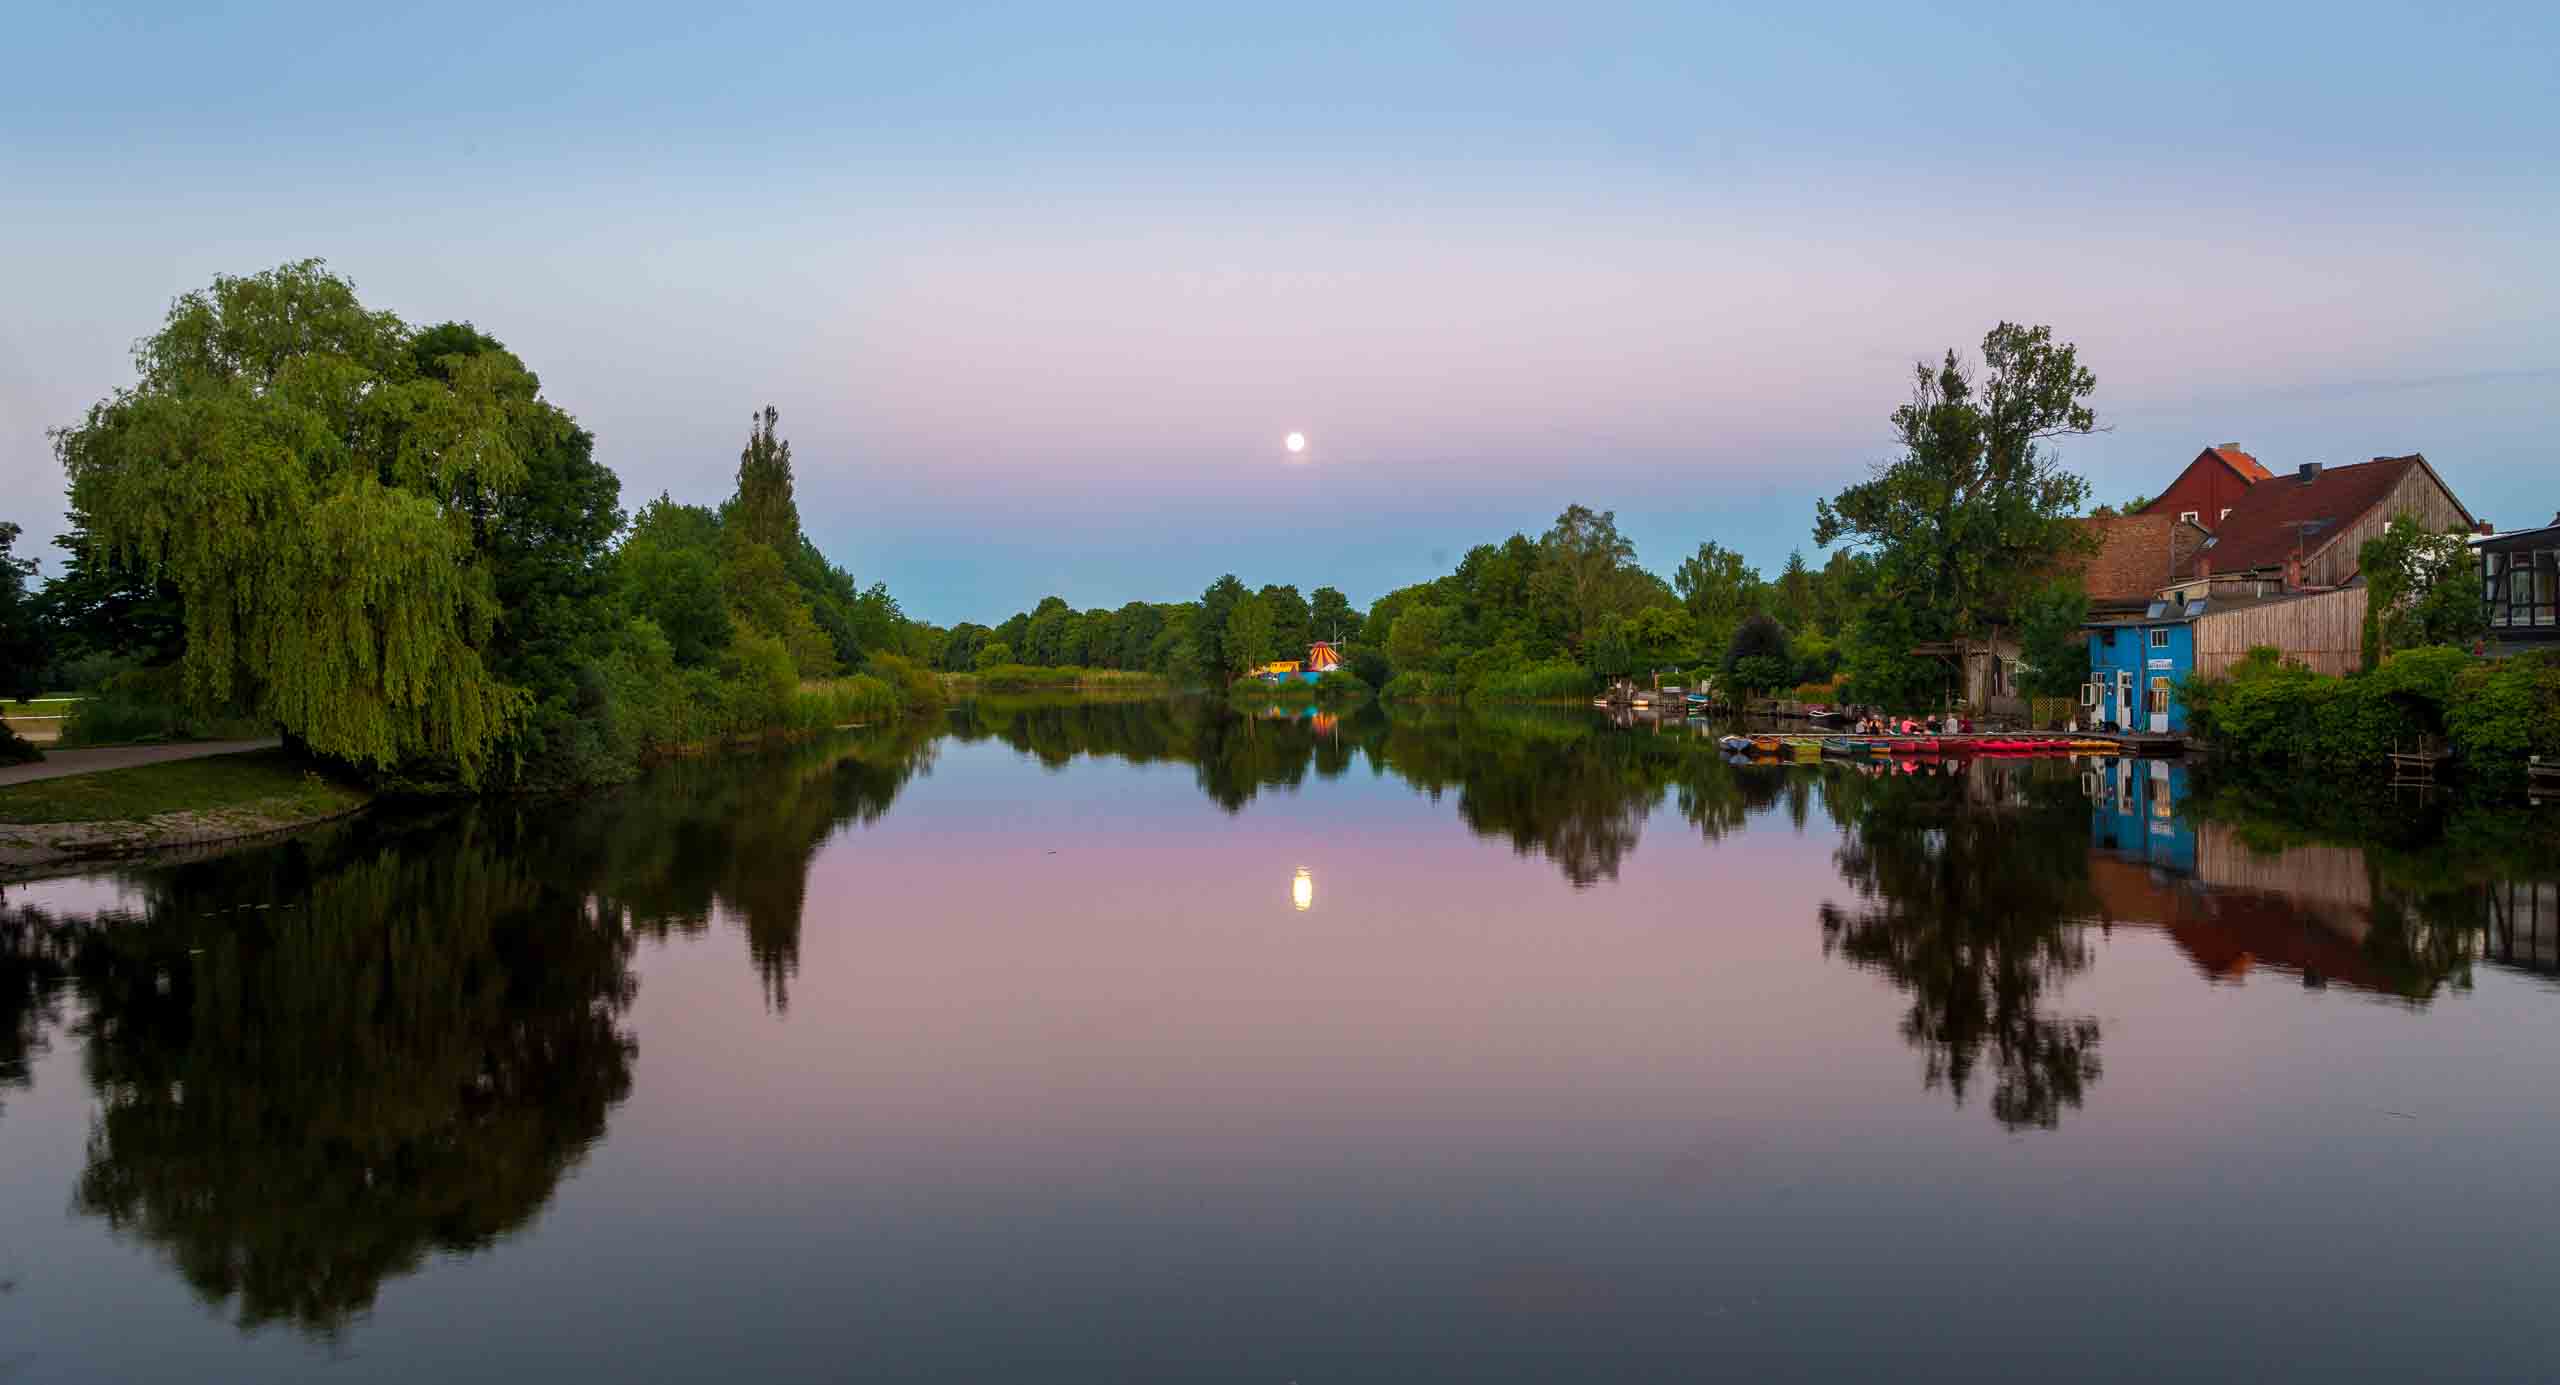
[0,739,285,788]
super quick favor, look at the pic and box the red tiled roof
[2178,455,2433,578]
[2204,443,2271,482]
[2069,515,2210,608]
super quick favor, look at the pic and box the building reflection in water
[1292,867,1314,912]
[2079,757,2553,1001]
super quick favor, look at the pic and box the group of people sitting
[1846,708,1971,737]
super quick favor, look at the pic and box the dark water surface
[4,699,2557,1382]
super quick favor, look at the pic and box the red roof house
[2135,444,2272,531]
[2175,454,2474,589]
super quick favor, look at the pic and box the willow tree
[51,261,532,780]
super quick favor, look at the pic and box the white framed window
[2148,677,2171,715]
[2149,627,2170,649]
[2179,510,2200,524]
[2079,683,2098,707]
[2219,507,2233,520]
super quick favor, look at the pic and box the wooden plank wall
[2307,466,2473,586]
[2193,586,2368,678]
[2194,822,2375,937]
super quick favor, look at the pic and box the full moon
[1284,432,1307,455]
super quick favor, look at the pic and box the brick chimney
[2297,462,2323,483]
[2283,553,2304,590]
[2477,520,2495,535]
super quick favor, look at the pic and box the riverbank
[0,747,371,875]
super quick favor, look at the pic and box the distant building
[1255,643,1347,685]
[2475,512,2560,652]
[2135,443,2270,531]
[2173,454,2473,593]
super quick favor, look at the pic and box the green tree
[1386,603,1455,675]
[0,522,44,702]
[51,260,534,781]
[729,405,801,553]
[2014,579,2092,701]
[1773,550,1817,633]
[1309,585,1362,645]
[1257,583,1312,659]
[1813,322,2099,683]
[618,495,734,667]
[1626,604,1698,673]
[1673,541,1764,655]
[974,642,1015,671]
[1533,505,1642,649]
[1195,575,1247,680]
[1724,613,1795,698]
[1225,594,1276,674]
[2360,514,2488,668]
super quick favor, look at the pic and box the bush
[864,652,944,711]
[1467,660,1594,704]
[791,674,901,729]
[0,720,39,765]
[1381,671,1455,701]
[2446,651,2560,788]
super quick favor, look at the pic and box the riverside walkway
[0,739,284,789]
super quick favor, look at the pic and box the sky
[4,1,2554,625]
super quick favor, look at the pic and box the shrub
[2446,651,2560,788]
[1381,671,1454,701]
[1467,660,1593,704]
[864,652,944,711]
[791,674,901,729]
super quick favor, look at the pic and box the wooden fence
[2191,586,2367,679]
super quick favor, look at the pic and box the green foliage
[1466,660,1594,704]
[728,405,801,553]
[0,521,44,702]
[2360,514,2487,668]
[790,674,901,729]
[57,667,267,747]
[52,261,541,782]
[1813,322,2099,659]
[1674,541,1763,655]
[1225,593,1276,674]
[1723,613,1793,694]
[862,653,944,712]
[1380,671,1455,701]
[974,643,1016,671]
[1840,601,1948,709]
[1387,603,1456,674]
[2014,579,2092,700]
[2444,651,2560,788]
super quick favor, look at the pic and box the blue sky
[5,1,2553,623]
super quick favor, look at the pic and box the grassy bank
[1228,672,1372,705]
[0,749,368,826]
[944,665,1169,694]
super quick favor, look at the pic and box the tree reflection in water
[7,705,2549,1336]
[1817,759,2105,1131]
[0,722,941,1338]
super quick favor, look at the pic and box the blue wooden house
[2084,598,2201,734]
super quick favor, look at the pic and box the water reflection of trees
[0,723,940,1337]
[948,697,1782,887]
[1818,761,2105,1131]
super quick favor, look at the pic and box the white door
[2148,677,2170,734]
[2115,671,2132,730]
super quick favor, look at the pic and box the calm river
[3,699,2557,1381]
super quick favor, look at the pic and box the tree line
[4,261,939,786]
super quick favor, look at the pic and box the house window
[2219,507,2233,520]
[2179,510,2200,524]
[2079,683,2098,707]
[2148,677,2170,715]
[2148,627,2170,649]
